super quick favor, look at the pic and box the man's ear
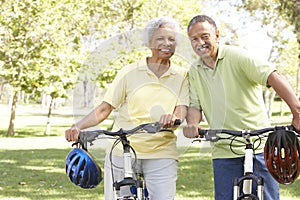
[215,30,220,40]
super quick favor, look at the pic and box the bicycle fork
[113,135,147,200]
[233,143,264,200]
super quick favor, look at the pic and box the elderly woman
[65,17,188,200]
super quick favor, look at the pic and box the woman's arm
[65,101,114,142]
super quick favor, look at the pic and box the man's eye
[201,35,209,40]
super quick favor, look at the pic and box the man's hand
[292,115,300,133]
[183,124,200,138]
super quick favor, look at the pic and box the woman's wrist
[71,124,81,133]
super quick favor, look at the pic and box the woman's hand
[159,114,180,129]
[65,124,80,142]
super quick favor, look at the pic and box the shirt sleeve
[238,49,276,86]
[103,68,127,108]
[188,65,202,110]
[177,70,190,106]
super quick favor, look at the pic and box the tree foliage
[234,0,300,95]
[0,0,101,135]
[0,0,203,136]
[80,0,203,89]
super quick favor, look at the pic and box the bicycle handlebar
[77,119,182,150]
[197,125,295,142]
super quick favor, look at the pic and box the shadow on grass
[177,146,214,199]
[1,147,299,200]
[0,148,105,200]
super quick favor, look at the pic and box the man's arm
[267,71,300,131]
[183,107,202,138]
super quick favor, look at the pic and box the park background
[1,0,300,199]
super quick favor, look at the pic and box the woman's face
[149,26,177,60]
[188,21,219,61]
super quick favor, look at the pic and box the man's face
[188,21,219,61]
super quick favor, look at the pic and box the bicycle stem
[121,135,134,178]
[244,143,253,174]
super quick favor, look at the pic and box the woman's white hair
[143,17,180,48]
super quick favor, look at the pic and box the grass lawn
[0,103,300,199]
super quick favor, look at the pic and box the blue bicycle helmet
[65,148,102,188]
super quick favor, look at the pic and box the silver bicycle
[193,125,296,200]
[77,119,181,200]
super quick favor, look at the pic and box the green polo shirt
[189,45,275,159]
[103,58,189,159]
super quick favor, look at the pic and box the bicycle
[192,125,298,200]
[75,119,181,200]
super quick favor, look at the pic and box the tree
[0,0,53,136]
[75,0,203,108]
[238,0,300,95]
[0,0,87,136]
[1,0,204,136]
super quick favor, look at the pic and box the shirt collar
[197,45,225,69]
[137,57,177,76]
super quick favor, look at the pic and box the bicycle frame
[196,125,295,200]
[232,132,264,200]
[112,134,148,200]
[77,120,180,200]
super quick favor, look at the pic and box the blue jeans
[213,153,279,200]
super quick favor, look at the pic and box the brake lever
[142,122,161,133]
[144,119,182,133]
[199,130,219,142]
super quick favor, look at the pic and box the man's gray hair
[143,17,180,48]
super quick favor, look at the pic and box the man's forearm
[186,107,202,125]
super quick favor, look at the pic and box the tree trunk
[263,88,276,119]
[7,91,18,136]
[45,97,54,135]
[83,79,88,107]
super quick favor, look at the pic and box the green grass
[1,146,300,200]
[0,103,300,199]
[0,148,105,200]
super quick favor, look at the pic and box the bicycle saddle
[65,148,102,188]
[264,129,300,184]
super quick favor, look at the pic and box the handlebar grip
[287,125,296,131]
[174,119,182,125]
[198,129,207,135]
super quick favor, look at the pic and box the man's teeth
[197,45,209,51]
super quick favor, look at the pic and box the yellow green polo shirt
[189,45,275,159]
[103,57,189,159]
